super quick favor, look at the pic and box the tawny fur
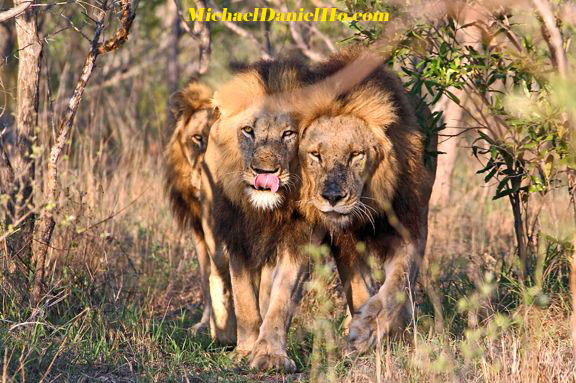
[206,59,314,267]
[200,59,316,369]
[164,80,218,335]
[297,49,437,247]
[165,81,214,232]
[294,49,438,350]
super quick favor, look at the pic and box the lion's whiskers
[354,202,376,233]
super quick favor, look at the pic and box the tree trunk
[5,0,42,260]
[510,193,528,281]
[430,95,462,206]
[165,0,181,94]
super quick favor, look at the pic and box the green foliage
[345,1,575,283]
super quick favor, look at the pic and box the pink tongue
[254,174,280,193]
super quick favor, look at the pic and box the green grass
[1,154,574,382]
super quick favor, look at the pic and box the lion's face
[300,115,380,230]
[233,110,299,210]
[178,109,212,167]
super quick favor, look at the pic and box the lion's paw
[190,319,210,335]
[347,299,385,354]
[348,316,377,354]
[233,348,252,363]
[250,352,296,372]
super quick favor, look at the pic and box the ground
[1,148,574,382]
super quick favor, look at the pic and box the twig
[272,0,326,61]
[0,0,32,23]
[31,0,138,304]
[207,0,272,60]
[97,0,137,54]
[172,0,196,37]
[309,24,336,53]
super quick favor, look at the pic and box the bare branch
[97,0,137,54]
[0,0,32,23]
[170,0,211,76]
[31,0,138,304]
[532,0,569,76]
[207,1,272,60]
[288,22,325,62]
[272,0,326,61]
[191,0,211,76]
[309,24,336,53]
[172,0,195,37]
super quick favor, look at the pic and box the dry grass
[1,89,574,383]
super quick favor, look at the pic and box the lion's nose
[251,165,280,174]
[321,190,347,206]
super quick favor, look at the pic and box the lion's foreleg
[348,233,426,353]
[249,250,309,372]
[208,248,237,345]
[335,255,375,314]
[229,253,262,357]
[202,218,237,345]
[190,229,211,335]
[258,262,275,318]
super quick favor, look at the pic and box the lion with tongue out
[199,59,315,372]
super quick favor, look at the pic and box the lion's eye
[242,126,254,136]
[282,130,296,139]
[350,151,365,161]
[192,134,203,143]
[309,151,321,162]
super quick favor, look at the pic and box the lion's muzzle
[321,181,348,206]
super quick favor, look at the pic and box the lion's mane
[298,50,437,242]
[206,59,313,267]
[164,81,213,232]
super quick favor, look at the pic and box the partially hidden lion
[164,80,217,334]
[200,59,318,371]
[296,50,438,353]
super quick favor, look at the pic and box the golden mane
[213,60,306,118]
[165,80,214,231]
[298,51,435,240]
[209,59,310,216]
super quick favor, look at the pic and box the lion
[199,59,318,371]
[296,50,438,353]
[164,80,217,334]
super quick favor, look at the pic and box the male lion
[297,51,437,353]
[164,80,216,334]
[200,59,317,371]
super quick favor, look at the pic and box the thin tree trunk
[510,193,528,281]
[30,0,136,304]
[430,95,462,206]
[6,0,42,261]
[165,0,181,94]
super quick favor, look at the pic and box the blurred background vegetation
[1,0,576,381]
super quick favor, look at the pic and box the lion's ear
[171,90,191,120]
[171,81,213,119]
[210,106,221,125]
